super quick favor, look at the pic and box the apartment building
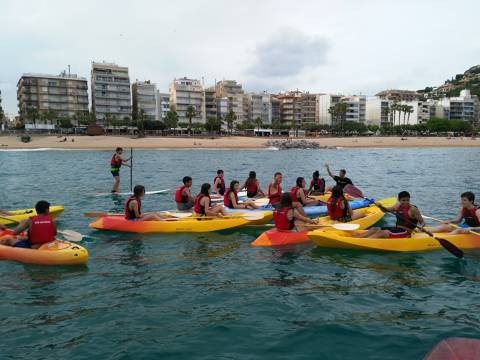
[132,80,157,121]
[366,97,392,126]
[169,77,204,123]
[275,91,302,126]
[216,97,228,122]
[215,80,245,122]
[376,89,422,102]
[343,95,366,123]
[317,94,342,125]
[91,62,132,122]
[271,97,281,123]
[440,89,478,125]
[17,71,88,122]
[244,92,272,124]
[155,91,170,122]
[204,88,217,120]
[299,93,317,124]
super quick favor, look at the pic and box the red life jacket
[125,196,141,219]
[274,206,295,230]
[194,194,210,215]
[395,204,418,230]
[290,186,304,204]
[268,183,282,204]
[28,215,55,245]
[223,188,238,209]
[327,197,348,220]
[111,154,122,169]
[461,207,480,227]
[245,179,258,195]
[175,185,188,203]
[214,176,225,192]
[311,178,325,192]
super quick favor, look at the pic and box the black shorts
[111,170,120,177]
[247,191,257,198]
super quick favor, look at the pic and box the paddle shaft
[423,215,480,236]
[130,147,133,192]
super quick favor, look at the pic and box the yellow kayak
[0,206,65,226]
[90,210,273,233]
[314,204,387,229]
[308,228,480,252]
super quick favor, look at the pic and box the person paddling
[175,176,194,211]
[291,177,323,208]
[125,185,164,221]
[0,200,56,248]
[308,170,326,195]
[429,191,480,234]
[325,163,353,190]
[111,147,131,193]
[213,170,226,196]
[274,193,319,232]
[225,181,260,210]
[194,183,226,217]
[267,172,283,208]
[357,191,424,238]
[242,171,265,198]
[327,185,366,222]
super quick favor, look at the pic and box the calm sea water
[1,147,480,360]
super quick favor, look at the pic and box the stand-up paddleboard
[94,189,170,197]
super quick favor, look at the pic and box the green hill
[418,65,480,98]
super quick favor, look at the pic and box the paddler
[241,171,265,198]
[267,172,283,208]
[356,191,424,238]
[194,183,226,217]
[325,163,353,190]
[0,200,56,248]
[308,170,326,195]
[111,147,131,194]
[175,176,194,211]
[125,185,164,221]
[291,177,323,208]
[327,185,367,222]
[225,181,260,210]
[213,169,226,196]
[429,191,480,234]
[274,193,319,232]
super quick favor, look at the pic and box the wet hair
[182,176,192,184]
[200,183,211,196]
[134,185,145,197]
[35,200,50,214]
[217,169,224,175]
[313,170,320,179]
[246,171,256,186]
[116,147,123,152]
[296,177,305,188]
[398,191,410,200]
[230,180,239,192]
[274,172,282,177]
[330,185,346,213]
[278,192,293,210]
[339,169,346,175]
[461,191,475,203]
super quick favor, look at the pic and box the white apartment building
[216,97,228,122]
[317,94,342,125]
[440,89,478,125]
[244,92,272,124]
[366,97,392,126]
[132,80,157,121]
[169,77,205,123]
[155,91,170,122]
[215,80,245,122]
[91,62,132,122]
[342,95,366,123]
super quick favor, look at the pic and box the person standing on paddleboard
[111,147,131,193]
[175,176,194,211]
[213,170,226,196]
[325,163,353,190]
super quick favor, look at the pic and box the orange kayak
[252,229,310,247]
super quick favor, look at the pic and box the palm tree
[164,109,179,132]
[254,116,263,132]
[185,105,196,136]
[406,105,414,125]
[397,104,403,126]
[26,106,39,126]
[225,110,236,135]
[328,105,337,127]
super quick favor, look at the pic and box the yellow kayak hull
[0,206,65,226]
[314,204,387,229]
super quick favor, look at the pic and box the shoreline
[0,135,479,150]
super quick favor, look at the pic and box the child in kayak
[356,191,424,238]
[274,193,319,232]
[325,163,353,190]
[0,200,56,248]
[111,147,131,193]
[125,185,164,221]
[241,171,265,198]
[194,183,227,217]
[175,176,194,211]
[429,191,480,234]
[327,185,366,222]
[267,172,283,207]
[213,170,226,196]
[291,177,323,208]
[225,181,260,210]
[308,170,326,195]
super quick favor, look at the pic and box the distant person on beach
[267,172,283,208]
[291,177,323,209]
[241,171,264,198]
[111,147,131,193]
[274,193,319,232]
[308,170,326,195]
[213,169,226,196]
[194,183,226,217]
[175,176,194,211]
[325,163,353,190]
[125,185,164,221]
[224,180,260,210]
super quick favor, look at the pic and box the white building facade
[132,80,157,121]
[169,77,205,123]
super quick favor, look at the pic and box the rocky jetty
[265,139,336,150]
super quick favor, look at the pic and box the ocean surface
[1,147,479,360]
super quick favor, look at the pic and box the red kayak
[251,228,309,247]
[424,338,480,360]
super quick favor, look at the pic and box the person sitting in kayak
[429,191,480,234]
[267,172,283,208]
[224,181,260,210]
[125,185,164,221]
[291,177,323,208]
[0,200,56,248]
[175,176,194,211]
[241,171,265,198]
[327,185,366,223]
[194,183,226,217]
[111,147,131,194]
[308,170,326,195]
[325,163,353,190]
[274,193,319,232]
[356,191,424,238]
[212,169,226,196]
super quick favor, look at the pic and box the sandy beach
[0,135,479,150]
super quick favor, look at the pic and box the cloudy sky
[1,0,480,115]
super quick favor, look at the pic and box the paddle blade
[332,223,360,231]
[160,211,192,219]
[84,211,109,218]
[343,184,364,199]
[242,212,265,221]
[59,229,83,242]
[436,237,464,258]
